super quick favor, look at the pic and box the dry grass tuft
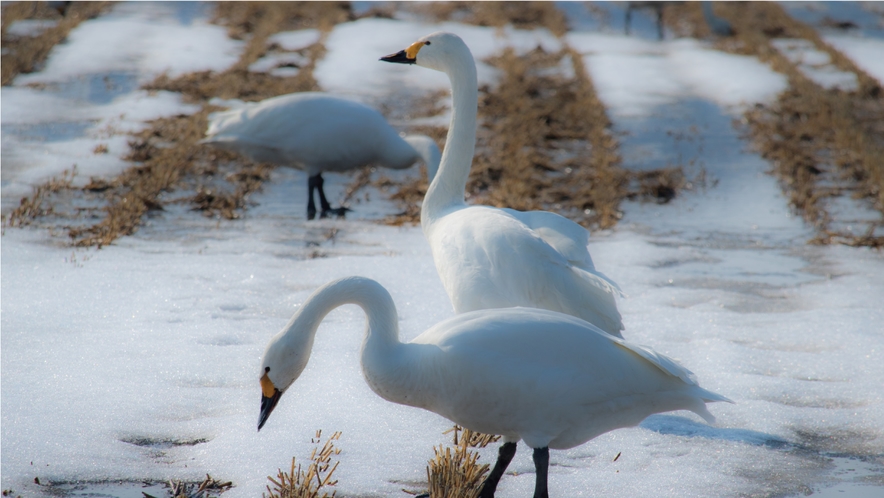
[64,108,223,246]
[4,167,77,228]
[666,2,884,247]
[1,1,114,86]
[264,430,341,498]
[191,165,273,220]
[444,425,501,450]
[162,474,233,498]
[426,426,499,498]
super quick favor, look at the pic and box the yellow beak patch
[405,41,425,60]
[260,371,276,398]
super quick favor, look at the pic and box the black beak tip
[380,50,415,65]
[258,390,282,432]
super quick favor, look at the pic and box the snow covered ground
[3,2,883,497]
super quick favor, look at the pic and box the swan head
[258,320,315,431]
[380,32,472,74]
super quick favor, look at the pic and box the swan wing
[501,208,623,295]
[500,208,591,266]
[202,93,402,169]
[608,336,734,422]
[412,308,728,440]
[431,207,624,335]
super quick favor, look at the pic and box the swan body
[202,92,441,219]
[380,33,625,336]
[258,277,731,497]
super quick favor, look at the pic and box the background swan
[258,276,731,498]
[202,92,441,220]
[380,33,625,336]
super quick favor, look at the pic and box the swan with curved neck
[258,277,731,497]
[380,33,625,336]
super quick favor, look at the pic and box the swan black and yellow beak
[380,41,425,65]
[258,370,282,431]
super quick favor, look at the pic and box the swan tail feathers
[615,341,699,385]
[698,387,734,405]
[689,387,734,424]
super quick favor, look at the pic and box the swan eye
[425,41,431,46]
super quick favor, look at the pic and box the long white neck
[270,277,429,407]
[294,276,399,351]
[421,49,478,232]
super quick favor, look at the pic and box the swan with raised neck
[257,276,731,497]
[381,32,625,336]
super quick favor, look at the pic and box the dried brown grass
[426,426,499,498]
[4,167,78,228]
[667,2,884,247]
[65,107,248,247]
[264,431,341,498]
[163,474,233,498]
[1,2,114,86]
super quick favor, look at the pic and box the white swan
[380,33,625,337]
[202,92,441,220]
[258,277,732,498]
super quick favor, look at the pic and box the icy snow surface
[566,33,787,117]
[5,19,59,38]
[267,29,322,52]
[249,29,322,78]
[778,1,884,85]
[771,38,859,91]
[3,2,884,498]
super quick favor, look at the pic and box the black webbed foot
[319,206,351,219]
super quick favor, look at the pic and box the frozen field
[2,2,884,497]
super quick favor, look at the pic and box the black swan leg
[307,174,320,220]
[314,173,333,214]
[533,447,550,498]
[312,173,350,218]
[479,441,517,498]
